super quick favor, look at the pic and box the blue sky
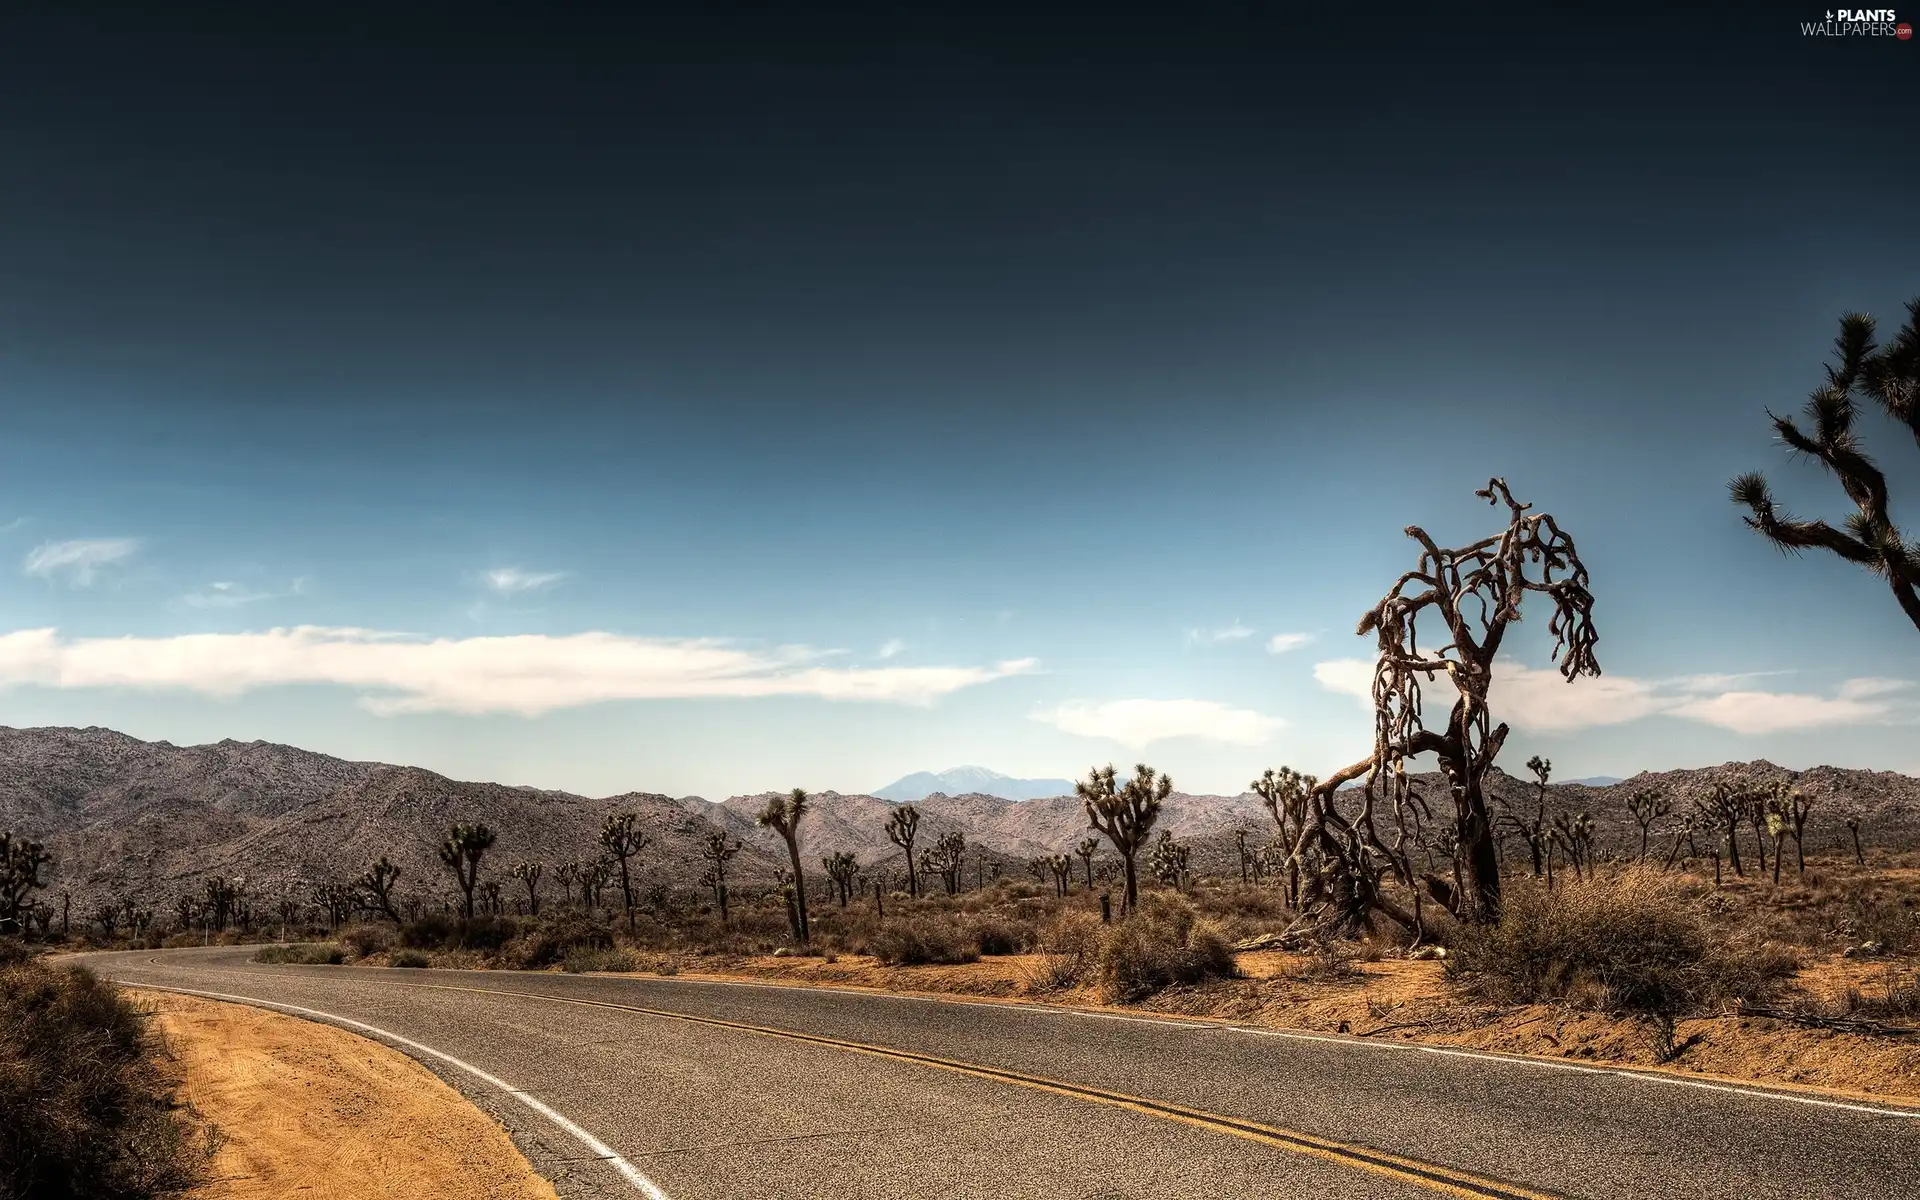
[0,7,1915,798]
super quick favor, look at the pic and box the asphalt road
[79,947,1920,1200]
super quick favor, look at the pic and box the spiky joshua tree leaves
[510,860,543,916]
[1732,299,1920,632]
[700,830,741,924]
[438,822,496,920]
[823,851,861,907]
[599,812,650,931]
[1075,837,1100,891]
[757,789,811,943]
[1308,480,1601,928]
[1080,763,1169,916]
[1626,788,1672,861]
[884,804,921,899]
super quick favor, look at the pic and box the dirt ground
[642,948,1920,1104]
[134,990,560,1200]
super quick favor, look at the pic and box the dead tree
[1626,789,1671,861]
[1079,763,1169,916]
[1732,299,1920,633]
[1300,480,1601,927]
[599,812,650,931]
[357,856,404,923]
[885,805,921,899]
[757,789,811,942]
[438,823,496,921]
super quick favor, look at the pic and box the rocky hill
[2,726,1915,914]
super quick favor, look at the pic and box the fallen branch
[1737,1003,1920,1037]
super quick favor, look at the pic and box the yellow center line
[409,980,1564,1200]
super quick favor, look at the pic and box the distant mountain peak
[872,767,1075,803]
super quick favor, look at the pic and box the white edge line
[131,982,673,1199]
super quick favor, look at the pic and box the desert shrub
[1028,912,1107,992]
[389,949,430,968]
[869,918,980,966]
[1284,941,1360,983]
[1449,867,1798,1017]
[562,947,637,974]
[398,913,458,950]
[1098,893,1237,1002]
[968,917,1029,956]
[0,958,206,1198]
[337,924,393,959]
[1837,967,1920,1021]
[506,914,614,970]
[452,916,519,951]
[253,943,343,966]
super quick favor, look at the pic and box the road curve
[80,947,1919,1200]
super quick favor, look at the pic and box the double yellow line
[417,980,1561,1200]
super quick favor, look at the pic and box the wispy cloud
[1032,698,1286,747]
[484,567,567,594]
[878,638,907,660]
[181,578,308,609]
[0,626,1038,717]
[1266,632,1313,655]
[1185,622,1254,647]
[1310,657,1916,734]
[24,538,138,587]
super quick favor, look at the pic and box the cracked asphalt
[79,947,1920,1200]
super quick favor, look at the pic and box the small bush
[253,943,344,966]
[1028,912,1107,992]
[506,914,614,970]
[0,958,207,1198]
[399,913,458,949]
[968,917,1028,956]
[870,918,980,966]
[562,947,638,974]
[337,924,394,959]
[389,949,431,968]
[1448,867,1797,1017]
[1099,894,1237,1002]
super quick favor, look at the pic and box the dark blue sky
[0,4,1914,797]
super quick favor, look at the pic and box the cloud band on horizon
[0,626,1038,716]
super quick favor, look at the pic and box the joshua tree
[1026,856,1049,885]
[203,876,241,931]
[1662,813,1699,871]
[823,851,860,907]
[1844,810,1866,865]
[91,904,119,940]
[1731,299,1920,633]
[1497,757,1553,879]
[480,879,504,916]
[553,861,578,907]
[700,831,741,923]
[1551,812,1595,880]
[583,857,613,910]
[757,789,811,942]
[885,805,922,899]
[1146,830,1191,892]
[924,830,967,896]
[1626,789,1671,861]
[1075,838,1099,890]
[1304,481,1601,927]
[1253,767,1312,906]
[1779,784,1818,875]
[1080,763,1169,916]
[438,822,497,921]
[357,856,404,923]
[1745,790,1772,876]
[599,812,651,931]
[510,860,543,916]
[1046,853,1073,897]
[0,832,52,935]
[1695,783,1747,877]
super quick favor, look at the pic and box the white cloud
[1032,698,1286,748]
[0,626,1039,717]
[181,578,307,609]
[1310,656,1913,735]
[1186,622,1254,647]
[1266,632,1313,655]
[485,567,567,594]
[24,538,138,586]
[878,638,907,660]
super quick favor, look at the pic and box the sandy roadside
[132,989,561,1200]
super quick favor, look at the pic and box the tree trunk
[1851,827,1865,865]
[785,835,809,942]
[905,847,918,898]
[1121,854,1139,916]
